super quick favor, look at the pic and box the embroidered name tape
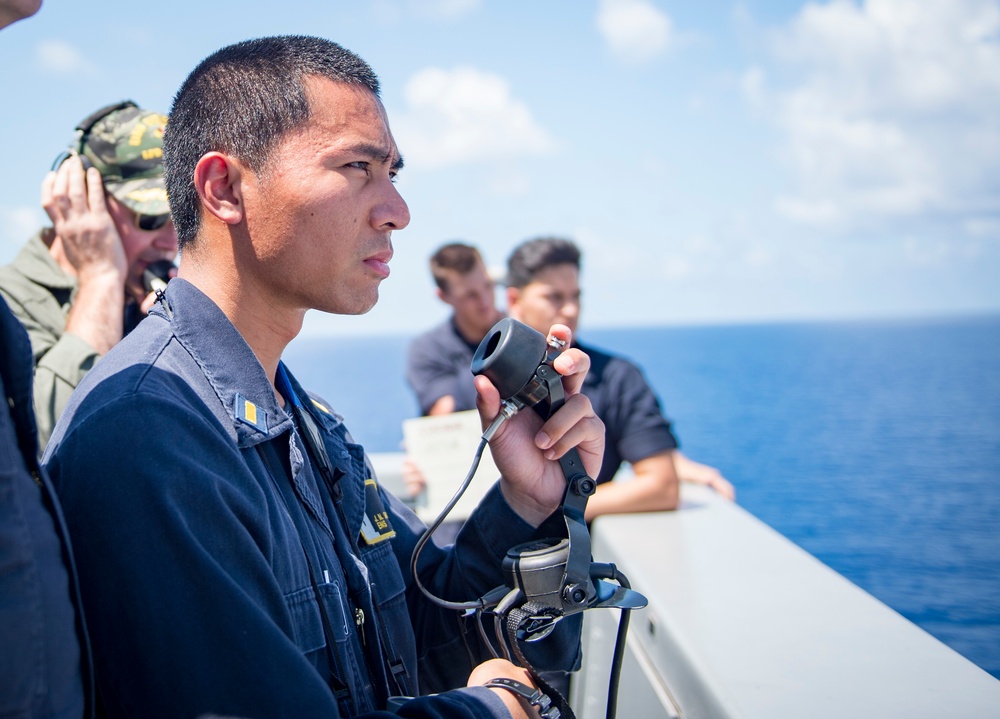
[360,478,395,545]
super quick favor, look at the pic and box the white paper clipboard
[402,410,499,523]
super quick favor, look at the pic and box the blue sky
[1,0,998,336]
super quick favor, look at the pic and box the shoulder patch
[359,478,396,545]
[234,393,268,433]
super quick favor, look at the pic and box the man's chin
[321,291,380,316]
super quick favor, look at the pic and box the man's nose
[374,182,410,232]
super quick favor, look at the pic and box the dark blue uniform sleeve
[611,359,678,462]
[381,482,582,693]
[45,377,512,719]
[592,355,678,486]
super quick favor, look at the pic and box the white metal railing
[572,483,1000,719]
[368,453,1000,717]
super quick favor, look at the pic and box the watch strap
[483,677,561,719]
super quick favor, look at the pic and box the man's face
[507,263,581,336]
[105,194,179,303]
[440,262,498,338]
[236,77,410,317]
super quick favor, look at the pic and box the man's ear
[193,152,244,225]
[505,287,521,318]
[435,287,448,305]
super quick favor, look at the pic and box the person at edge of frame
[0,2,95,718]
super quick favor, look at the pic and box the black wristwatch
[483,677,561,719]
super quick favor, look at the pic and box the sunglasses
[136,213,171,232]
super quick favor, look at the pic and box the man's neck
[178,261,302,402]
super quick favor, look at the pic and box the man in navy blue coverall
[43,36,603,719]
[0,2,93,717]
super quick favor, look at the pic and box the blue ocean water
[284,314,1000,680]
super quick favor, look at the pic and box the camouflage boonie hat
[76,101,169,216]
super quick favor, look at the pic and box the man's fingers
[552,347,589,395]
[40,170,57,209]
[86,166,107,213]
[535,392,603,460]
[547,323,590,396]
[65,155,89,211]
[473,373,502,421]
[49,159,72,209]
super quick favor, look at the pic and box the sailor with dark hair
[505,236,735,518]
[45,35,602,719]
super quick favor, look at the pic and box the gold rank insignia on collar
[235,393,268,433]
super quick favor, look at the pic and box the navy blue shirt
[406,318,480,416]
[0,294,91,719]
[404,327,678,486]
[44,279,575,719]
[575,341,678,486]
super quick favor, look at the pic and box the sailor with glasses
[0,101,178,449]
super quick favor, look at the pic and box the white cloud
[963,216,1000,237]
[756,0,1000,229]
[774,196,842,225]
[35,40,96,76]
[902,236,968,265]
[577,227,718,286]
[392,66,554,170]
[487,169,531,197]
[660,254,692,279]
[741,66,766,107]
[596,0,673,63]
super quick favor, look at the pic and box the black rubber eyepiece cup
[470,318,548,401]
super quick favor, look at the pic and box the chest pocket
[361,537,416,698]
[283,581,350,655]
[362,539,406,610]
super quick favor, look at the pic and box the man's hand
[42,154,126,356]
[475,324,604,527]
[468,658,544,719]
[42,154,127,285]
[673,451,736,501]
[402,457,427,498]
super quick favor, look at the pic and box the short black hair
[163,35,381,249]
[505,237,581,289]
[429,242,485,293]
